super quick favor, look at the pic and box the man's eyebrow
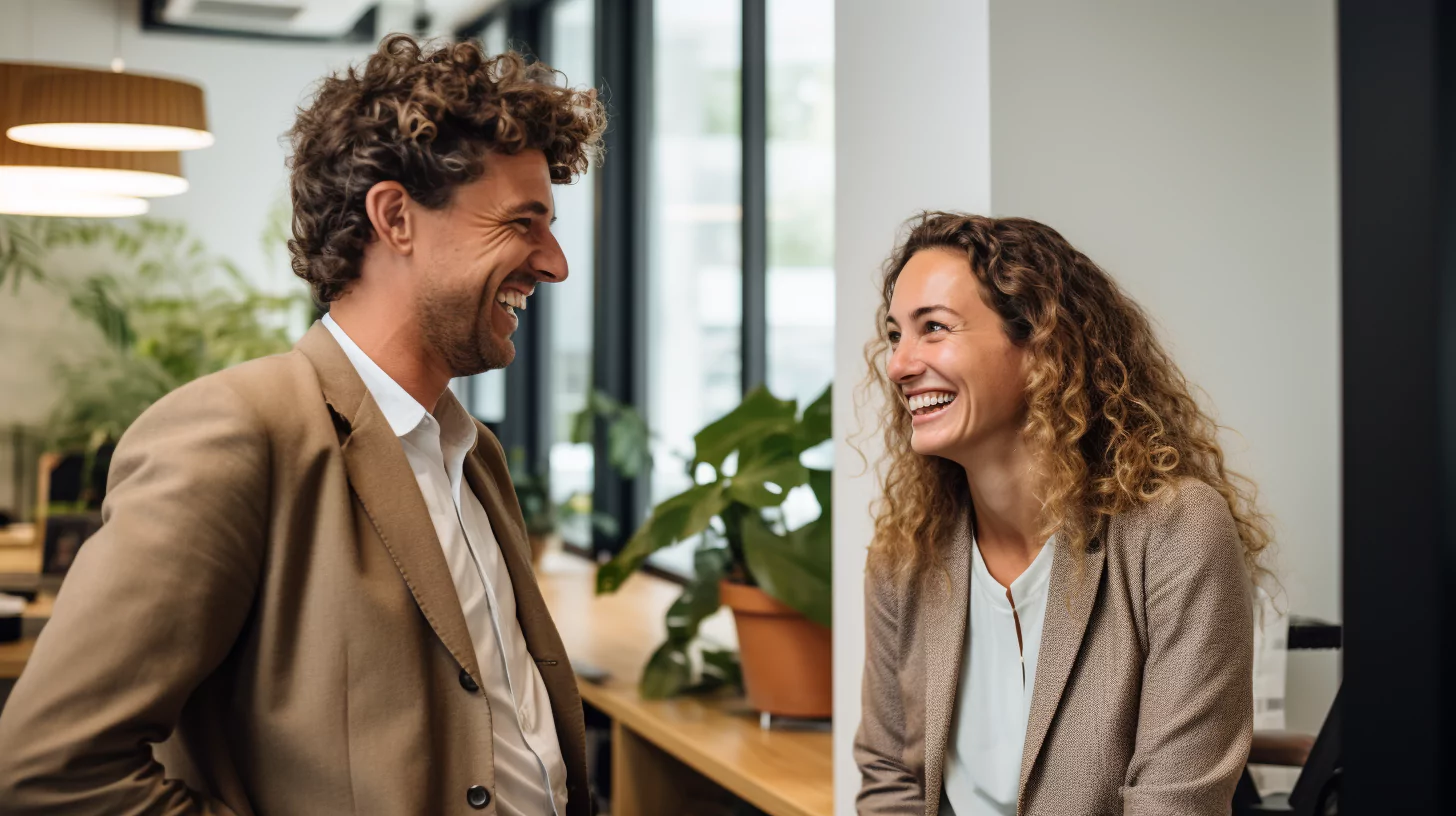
[509,200,554,223]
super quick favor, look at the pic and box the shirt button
[459,669,480,694]
[466,785,491,809]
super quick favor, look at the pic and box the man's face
[409,149,565,377]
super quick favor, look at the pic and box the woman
[854,213,1269,816]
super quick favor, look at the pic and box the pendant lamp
[7,67,213,152]
[1,63,187,217]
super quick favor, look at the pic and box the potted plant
[596,384,832,717]
[506,448,562,569]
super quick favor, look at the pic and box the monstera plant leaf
[691,386,799,471]
[639,545,736,699]
[596,482,727,594]
[739,470,832,628]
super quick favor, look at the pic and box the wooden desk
[537,555,834,816]
[0,638,34,679]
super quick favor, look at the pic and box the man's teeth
[496,290,528,311]
[907,392,956,412]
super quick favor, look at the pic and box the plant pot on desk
[719,579,832,719]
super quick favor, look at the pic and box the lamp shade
[7,67,212,152]
[1,63,187,216]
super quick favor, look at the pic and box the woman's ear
[364,181,414,256]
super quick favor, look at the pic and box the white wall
[833,0,991,811]
[834,0,1338,810]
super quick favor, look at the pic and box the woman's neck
[957,431,1046,585]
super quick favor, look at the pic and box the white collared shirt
[324,314,567,815]
[942,536,1056,816]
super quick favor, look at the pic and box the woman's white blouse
[941,537,1056,816]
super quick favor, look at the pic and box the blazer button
[459,669,480,693]
[467,785,491,809]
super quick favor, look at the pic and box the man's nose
[531,230,568,283]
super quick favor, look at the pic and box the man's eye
[512,218,533,230]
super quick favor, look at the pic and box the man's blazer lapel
[296,322,483,684]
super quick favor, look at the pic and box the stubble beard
[416,275,515,378]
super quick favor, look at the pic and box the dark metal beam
[740,0,768,393]
[590,0,652,558]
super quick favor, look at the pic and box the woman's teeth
[907,391,956,416]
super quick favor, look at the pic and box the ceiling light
[1,63,188,212]
[0,166,188,198]
[0,192,148,218]
[5,67,212,152]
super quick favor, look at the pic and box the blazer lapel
[295,322,482,683]
[1018,536,1106,804]
[923,509,973,814]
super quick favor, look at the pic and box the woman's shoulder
[1112,476,1241,563]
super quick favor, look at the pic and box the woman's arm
[1122,481,1254,815]
[854,563,924,815]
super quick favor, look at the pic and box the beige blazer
[0,323,589,816]
[855,478,1253,816]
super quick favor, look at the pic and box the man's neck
[328,298,451,412]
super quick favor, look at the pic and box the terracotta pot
[527,532,554,570]
[719,579,832,719]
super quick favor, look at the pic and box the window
[544,0,597,547]
[456,0,835,567]
[645,0,744,574]
[482,16,508,56]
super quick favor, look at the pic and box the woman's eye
[887,331,901,344]
[924,321,948,334]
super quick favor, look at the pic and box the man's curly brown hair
[286,34,607,303]
[861,212,1272,591]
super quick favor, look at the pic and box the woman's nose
[886,340,924,382]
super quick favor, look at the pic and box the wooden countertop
[537,554,834,816]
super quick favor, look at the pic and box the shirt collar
[322,313,431,438]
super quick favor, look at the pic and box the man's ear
[364,181,414,256]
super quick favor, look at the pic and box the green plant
[1,215,306,460]
[569,389,653,479]
[596,383,832,699]
[507,448,557,537]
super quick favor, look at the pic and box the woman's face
[885,248,1028,460]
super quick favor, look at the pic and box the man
[0,35,606,815]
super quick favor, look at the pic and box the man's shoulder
[140,347,324,433]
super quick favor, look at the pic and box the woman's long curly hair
[862,212,1272,588]
[287,34,607,303]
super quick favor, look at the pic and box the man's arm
[0,375,269,814]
